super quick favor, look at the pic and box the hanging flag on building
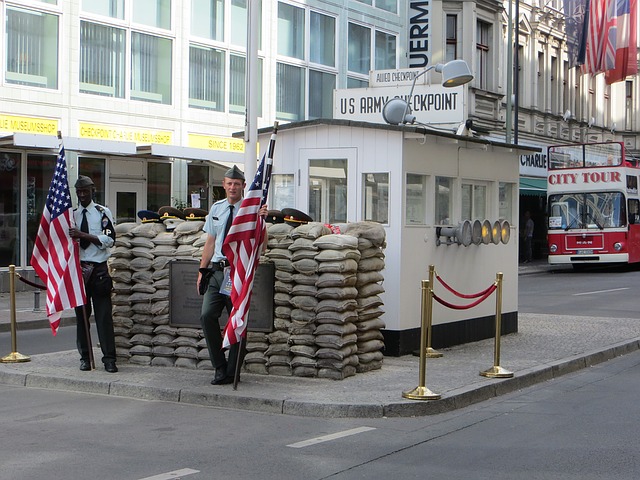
[585,0,608,74]
[605,0,638,84]
[221,126,277,348]
[564,0,591,67]
[31,141,86,335]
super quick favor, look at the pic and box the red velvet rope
[16,273,46,291]
[433,283,497,310]
[435,273,496,299]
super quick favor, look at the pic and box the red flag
[605,0,638,84]
[31,143,86,335]
[585,0,608,74]
[222,131,276,348]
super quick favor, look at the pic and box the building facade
[0,0,638,284]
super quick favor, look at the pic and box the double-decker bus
[547,141,640,267]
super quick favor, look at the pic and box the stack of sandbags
[110,222,137,360]
[342,222,387,372]
[173,220,205,259]
[312,233,361,380]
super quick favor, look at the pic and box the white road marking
[573,287,629,296]
[287,426,376,448]
[137,468,200,480]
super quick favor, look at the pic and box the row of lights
[435,220,511,247]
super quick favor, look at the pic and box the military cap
[137,210,161,223]
[163,218,184,231]
[281,208,313,226]
[183,207,208,220]
[74,175,94,188]
[265,209,285,224]
[224,165,245,181]
[158,206,186,220]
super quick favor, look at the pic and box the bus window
[629,199,640,224]
[549,192,626,229]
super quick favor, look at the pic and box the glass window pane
[80,22,125,98]
[309,70,335,119]
[189,45,224,111]
[278,2,305,59]
[376,0,397,13]
[147,162,171,211]
[474,185,486,220]
[499,182,514,222]
[435,176,453,225]
[310,12,335,67]
[131,33,172,104]
[461,184,471,220]
[188,164,209,210]
[375,31,396,70]
[309,159,348,224]
[191,0,223,41]
[26,154,64,263]
[347,77,368,88]
[271,174,295,211]
[348,23,371,75]
[6,7,59,89]
[406,174,427,225]
[363,173,389,223]
[81,0,124,18]
[229,54,263,116]
[1,152,21,266]
[276,62,304,121]
[133,0,172,29]
[78,157,106,205]
[230,0,261,48]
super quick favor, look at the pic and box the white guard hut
[255,119,539,356]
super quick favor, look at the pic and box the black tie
[80,209,90,249]
[224,205,234,239]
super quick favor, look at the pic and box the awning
[519,177,546,196]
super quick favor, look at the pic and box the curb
[1,338,638,418]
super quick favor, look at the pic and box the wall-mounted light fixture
[436,219,510,247]
[382,60,474,126]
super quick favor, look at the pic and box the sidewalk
[1,260,637,418]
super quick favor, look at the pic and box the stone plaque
[169,259,274,332]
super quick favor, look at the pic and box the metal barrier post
[425,265,443,358]
[33,290,41,312]
[480,272,512,378]
[1,265,31,363]
[403,280,441,400]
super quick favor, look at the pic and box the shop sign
[0,113,58,135]
[188,133,245,153]
[78,122,172,144]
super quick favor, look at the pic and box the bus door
[628,198,640,263]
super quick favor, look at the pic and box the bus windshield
[548,192,627,230]
[549,143,623,169]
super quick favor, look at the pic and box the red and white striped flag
[31,142,86,335]
[221,129,277,348]
[605,0,638,84]
[585,0,608,74]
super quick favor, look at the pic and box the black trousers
[199,269,240,376]
[75,263,116,365]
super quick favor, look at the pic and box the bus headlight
[549,244,558,253]
[614,242,623,251]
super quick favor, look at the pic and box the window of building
[348,22,371,76]
[191,0,224,40]
[278,3,304,60]
[189,45,225,111]
[551,55,558,110]
[188,164,210,209]
[79,22,126,98]
[537,52,544,110]
[626,80,633,131]
[131,32,172,104]
[563,60,570,115]
[81,0,124,18]
[363,173,389,224]
[276,62,304,120]
[445,14,458,62]
[1,152,21,267]
[229,54,263,116]
[78,157,107,206]
[133,0,172,30]
[461,182,487,221]
[376,0,397,13]
[475,20,490,90]
[309,159,347,224]
[147,162,172,211]
[230,0,262,48]
[499,182,514,223]
[309,70,335,119]
[310,12,335,67]
[347,78,368,89]
[435,176,453,225]
[5,6,59,89]
[375,31,396,70]
[271,174,295,211]
[406,174,427,225]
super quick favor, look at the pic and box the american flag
[31,143,86,335]
[585,0,607,74]
[221,129,277,348]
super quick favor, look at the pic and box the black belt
[210,259,229,271]
[81,261,106,266]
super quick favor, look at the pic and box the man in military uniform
[69,175,118,373]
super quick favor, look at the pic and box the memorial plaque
[169,259,274,332]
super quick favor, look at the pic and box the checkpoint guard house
[256,119,538,356]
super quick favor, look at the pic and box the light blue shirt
[203,199,238,263]
[73,201,115,263]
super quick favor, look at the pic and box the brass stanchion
[1,265,31,363]
[480,272,512,378]
[403,280,440,400]
[425,265,443,358]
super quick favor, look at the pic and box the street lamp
[382,59,474,126]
